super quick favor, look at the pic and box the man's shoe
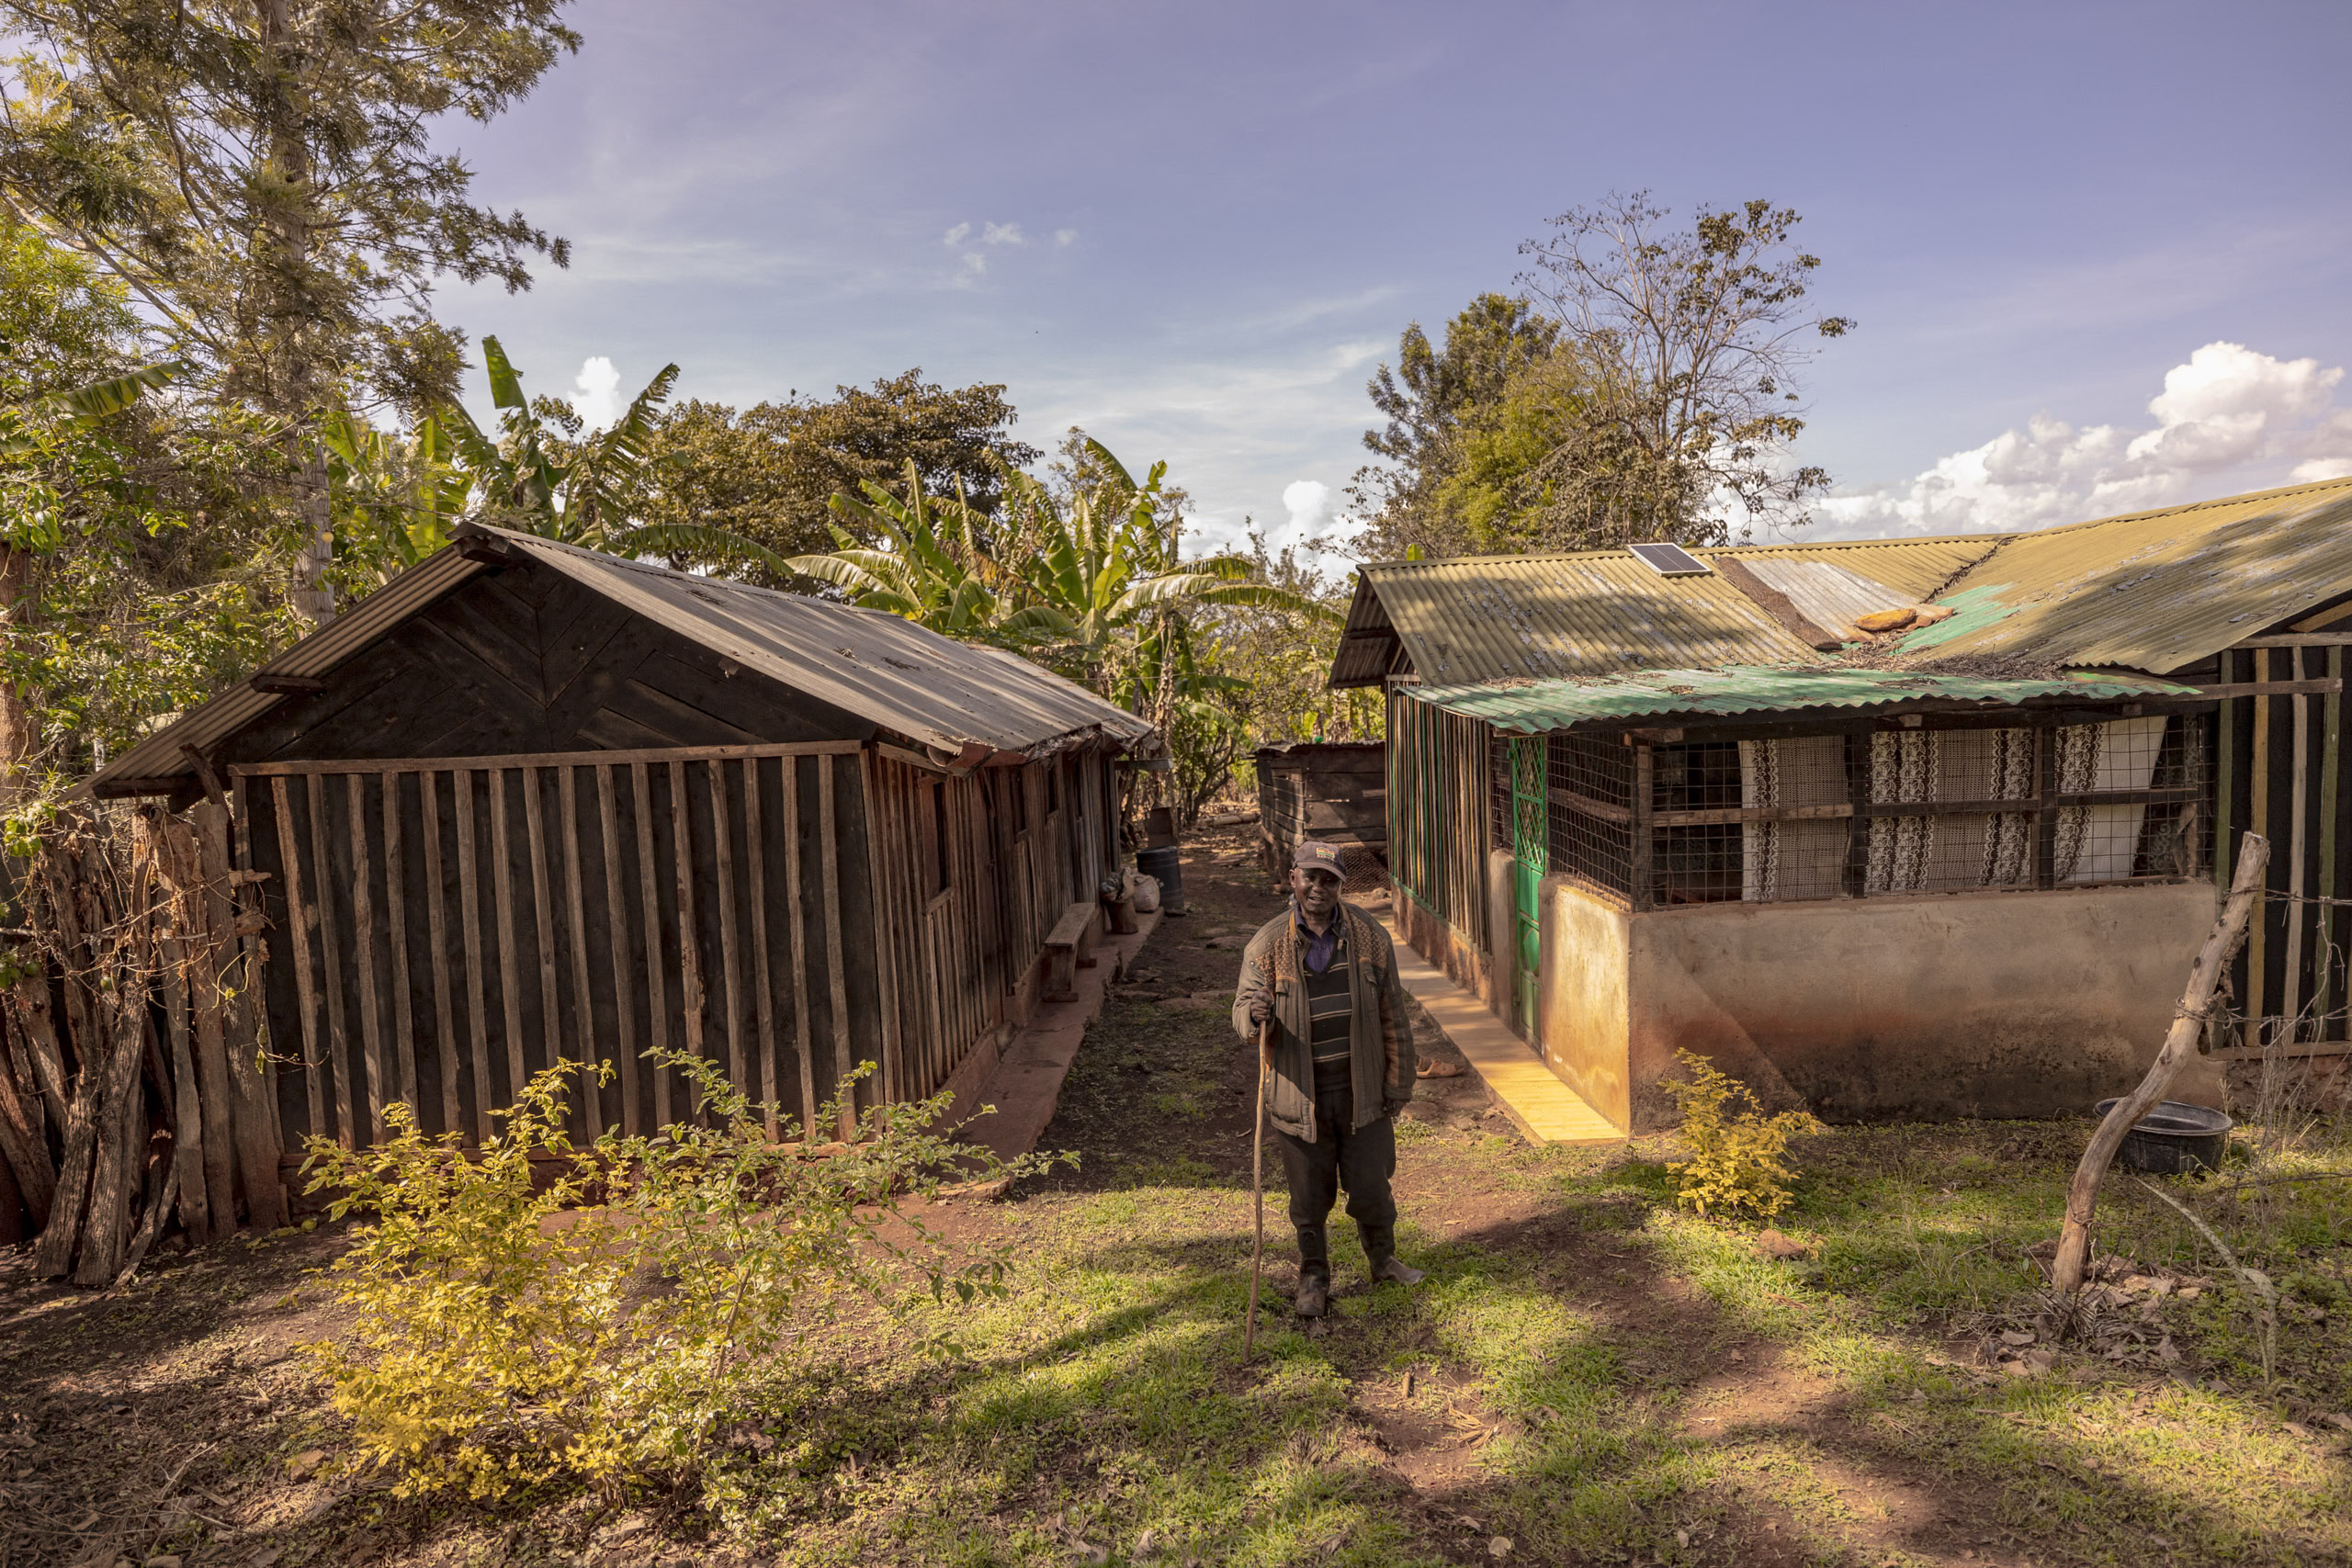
[1294,1275,1329,1318]
[1373,1257,1426,1287]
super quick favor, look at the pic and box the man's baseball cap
[1292,841,1345,878]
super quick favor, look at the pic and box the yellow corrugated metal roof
[1901,475,2352,672]
[1334,475,2352,692]
[1335,536,1995,687]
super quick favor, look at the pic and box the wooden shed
[90,525,1155,1156]
[1253,740,1387,884]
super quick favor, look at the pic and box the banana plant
[322,409,473,581]
[437,337,793,577]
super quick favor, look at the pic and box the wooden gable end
[220,559,875,766]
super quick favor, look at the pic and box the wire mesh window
[1544,732,1634,897]
[1529,710,2212,908]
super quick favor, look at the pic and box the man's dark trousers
[1274,1074,1397,1282]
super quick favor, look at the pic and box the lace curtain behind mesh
[1866,731,1940,893]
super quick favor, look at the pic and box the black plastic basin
[2090,1098,2233,1175]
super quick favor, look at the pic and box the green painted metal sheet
[1407,665,2198,733]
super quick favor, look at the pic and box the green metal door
[1508,737,1546,1036]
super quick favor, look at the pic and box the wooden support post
[632,761,673,1127]
[420,773,464,1138]
[306,773,356,1146]
[559,765,601,1137]
[2034,716,2060,891]
[182,809,243,1236]
[707,761,745,1093]
[272,777,328,1146]
[595,764,641,1135]
[2285,648,2311,1039]
[2319,649,2343,1036]
[2054,834,2270,1300]
[226,784,287,1227]
[671,760,707,1090]
[382,773,417,1113]
[1629,740,1656,911]
[453,772,494,1143]
[2250,650,2273,1039]
[820,759,854,1141]
[742,758,779,1135]
[489,767,526,1108]
[522,767,562,1101]
[2216,649,2237,895]
[345,773,389,1143]
[782,757,816,1134]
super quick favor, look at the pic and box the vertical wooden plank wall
[858,748,1121,1110]
[237,741,876,1150]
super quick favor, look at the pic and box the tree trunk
[0,544,37,814]
[2052,833,2269,1298]
[259,0,335,629]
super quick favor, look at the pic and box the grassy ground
[3,828,2348,1567]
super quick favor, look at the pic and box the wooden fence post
[2053,832,2269,1299]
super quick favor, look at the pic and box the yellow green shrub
[301,1050,1045,1503]
[1658,1049,1814,1219]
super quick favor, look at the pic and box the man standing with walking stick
[1233,841,1424,1320]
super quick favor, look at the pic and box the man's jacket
[1230,901,1415,1142]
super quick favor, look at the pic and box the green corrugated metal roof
[1408,666,2198,733]
[1897,476,2352,671]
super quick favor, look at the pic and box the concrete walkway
[1380,916,1623,1146]
[962,908,1161,1166]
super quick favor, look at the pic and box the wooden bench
[1041,900,1099,1002]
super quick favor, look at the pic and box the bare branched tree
[1515,191,1855,546]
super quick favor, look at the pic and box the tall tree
[0,0,580,625]
[1513,191,1854,547]
[639,370,1039,581]
[1349,294,1559,560]
[0,220,297,802]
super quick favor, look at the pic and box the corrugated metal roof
[1333,536,1995,688]
[1409,666,2198,733]
[503,531,1156,761]
[1739,558,1915,640]
[94,547,494,790]
[91,525,1154,795]
[1901,476,2352,671]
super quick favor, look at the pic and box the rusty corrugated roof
[1331,536,1996,688]
[91,525,1154,796]
[1898,476,2352,671]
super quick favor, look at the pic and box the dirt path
[0,825,2340,1567]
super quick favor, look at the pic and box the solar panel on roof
[1629,542,1712,577]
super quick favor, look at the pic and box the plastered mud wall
[1532,878,2225,1133]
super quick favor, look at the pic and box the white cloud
[942,221,971,247]
[960,251,988,275]
[980,221,1024,246]
[571,355,623,431]
[1054,228,1078,247]
[1281,479,1331,536]
[1817,342,2352,539]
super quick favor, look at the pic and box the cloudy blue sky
[444,0,2352,559]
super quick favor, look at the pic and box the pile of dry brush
[0,798,288,1283]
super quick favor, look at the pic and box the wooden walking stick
[1244,1015,1272,1359]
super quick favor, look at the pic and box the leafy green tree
[1351,197,1852,558]
[638,370,1038,580]
[322,410,472,585]
[438,337,791,576]
[0,220,298,802]
[0,0,581,625]
[1349,293,1559,559]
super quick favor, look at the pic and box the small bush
[1658,1049,1814,1219]
[301,1050,1046,1503]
